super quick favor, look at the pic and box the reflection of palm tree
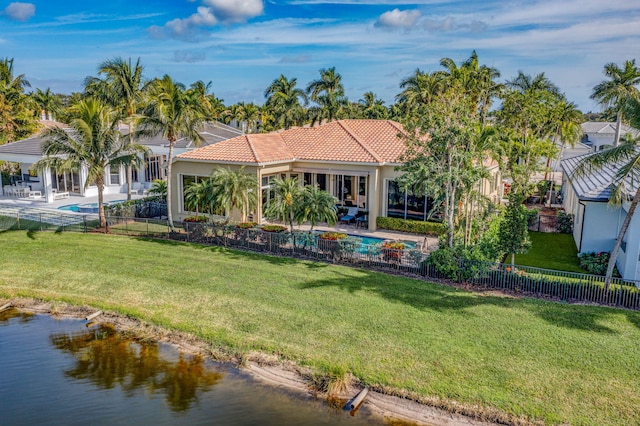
[50,325,222,412]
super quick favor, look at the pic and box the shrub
[260,224,287,233]
[427,244,493,281]
[525,208,539,227]
[236,222,257,229]
[381,241,405,250]
[183,215,208,223]
[556,211,574,234]
[318,232,348,240]
[579,251,613,276]
[381,240,405,262]
[376,217,444,236]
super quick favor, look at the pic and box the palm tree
[209,167,257,221]
[591,60,640,147]
[137,75,207,230]
[358,92,388,119]
[263,177,304,233]
[506,71,560,95]
[85,57,146,200]
[306,67,347,125]
[148,179,167,199]
[34,98,146,229]
[570,140,640,289]
[264,75,307,130]
[0,57,38,143]
[299,184,338,230]
[546,99,583,180]
[31,88,61,120]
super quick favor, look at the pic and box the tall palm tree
[306,67,347,125]
[34,98,146,229]
[85,57,146,200]
[396,69,445,113]
[190,80,225,121]
[358,92,389,119]
[299,184,338,230]
[0,57,37,143]
[263,177,304,233]
[547,99,583,180]
[264,75,307,130]
[137,75,207,230]
[591,60,640,147]
[209,167,257,221]
[31,88,61,120]
[506,71,560,95]
[570,140,640,289]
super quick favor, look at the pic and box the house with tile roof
[561,148,640,282]
[172,119,503,231]
[581,121,640,152]
[0,120,242,202]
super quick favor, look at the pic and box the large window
[334,175,367,208]
[303,172,327,191]
[386,180,434,221]
[109,165,120,185]
[51,169,81,193]
[182,175,207,212]
[145,155,165,182]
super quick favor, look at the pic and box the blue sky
[2,0,640,112]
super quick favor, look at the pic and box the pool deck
[0,192,145,211]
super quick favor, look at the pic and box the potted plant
[381,241,405,262]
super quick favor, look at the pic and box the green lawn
[1,231,639,425]
[515,232,587,273]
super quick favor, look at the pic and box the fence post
[40,213,43,231]
[17,211,20,230]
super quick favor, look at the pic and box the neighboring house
[581,121,640,152]
[0,120,242,202]
[172,119,503,231]
[561,149,640,282]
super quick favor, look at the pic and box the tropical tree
[299,184,338,230]
[358,92,389,119]
[396,69,445,113]
[263,177,304,233]
[591,60,640,147]
[137,75,207,230]
[34,98,146,229]
[570,138,640,289]
[264,75,307,130]
[498,192,531,267]
[506,71,560,95]
[209,166,257,221]
[85,57,146,200]
[31,88,61,121]
[306,67,348,125]
[0,57,38,143]
[190,80,225,121]
[148,178,167,199]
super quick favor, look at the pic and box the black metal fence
[1,208,638,310]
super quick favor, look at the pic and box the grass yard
[515,232,587,273]
[1,231,639,425]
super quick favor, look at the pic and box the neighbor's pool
[312,232,417,252]
[58,200,126,214]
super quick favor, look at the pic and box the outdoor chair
[339,207,359,224]
[355,214,368,229]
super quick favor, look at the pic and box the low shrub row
[376,217,444,236]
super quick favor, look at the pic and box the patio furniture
[28,191,43,199]
[339,207,359,224]
[355,214,368,229]
[53,191,69,200]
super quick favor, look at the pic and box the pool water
[312,232,417,252]
[58,200,126,213]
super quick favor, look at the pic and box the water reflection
[50,324,222,412]
[0,308,34,324]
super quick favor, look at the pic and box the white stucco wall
[578,201,621,254]
[615,202,640,281]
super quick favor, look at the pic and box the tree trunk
[614,109,623,147]
[604,186,640,289]
[127,121,133,201]
[97,181,106,231]
[166,143,175,231]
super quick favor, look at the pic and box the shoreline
[3,297,508,426]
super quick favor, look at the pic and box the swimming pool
[313,232,417,252]
[58,200,126,214]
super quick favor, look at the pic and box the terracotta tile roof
[176,119,408,165]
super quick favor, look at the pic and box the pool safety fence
[1,208,638,311]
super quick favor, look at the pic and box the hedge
[376,216,445,236]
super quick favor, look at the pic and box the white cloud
[375,8,421,29]
[3,2,35,22]
[149,6,218,41]
[203,0,264,23]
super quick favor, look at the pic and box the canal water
[0,310,384,425]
